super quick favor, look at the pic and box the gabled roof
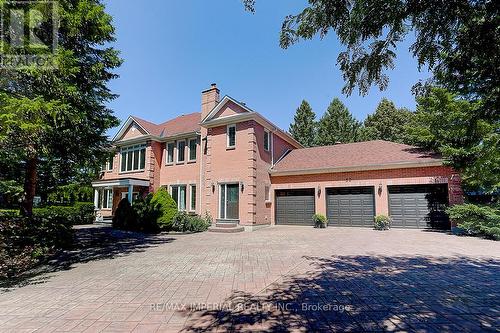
[271,140,443,175]
[113,113,201,142]
[201,95,302,148]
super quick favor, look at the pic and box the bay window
[120,144,146,172]
[177,140,186,163]
[188,138,197,161]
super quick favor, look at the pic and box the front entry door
[220,183,239,220]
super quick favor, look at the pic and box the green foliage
[316,98,361,145]
[48,184,93,204]
[313,214,328,228]
[246,0,499,115]
[132,194,161,233]
[171,211,211,233]
[150,187,178,230]
[0,0,122,214]
[0,180,23,207]
[447,204,500,240]
[374,215,391,231]
[33,202,95,225]
[0,214,74,278]
[289,100,317,147]
[0,209,20,217]
[406,87,499,192]
[112,198,138,231]
[360,99,414,143]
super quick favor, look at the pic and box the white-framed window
[120,144,146,172]
[101,155,114,172]
[188,138,197,162]
[170,185,187,211]
[189,184,196,211]
[265,186,270,201]
[264,129,270,151]
[177,140,186,163]
[166,142,175,165]
[98,189,113,209]
[227,124,236,148]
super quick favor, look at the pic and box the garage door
[275,189,315,225]
[326,187,375,227]
[388,185,449,229]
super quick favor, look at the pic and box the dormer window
[120,144,146,172]
[227,124,236,148]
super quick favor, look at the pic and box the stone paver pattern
[0,226,499,332]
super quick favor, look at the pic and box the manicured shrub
[313,214,328,228]
[33,202,95,225]
[447,204,500,240]
[374,215,391,230]
[150,187,178,230]
[187,214,211,232]
[112,198,139,231]
[171,211,210,233]
[133,193,161,233]
[0,215,74,279]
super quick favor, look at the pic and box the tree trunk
[21,156,38,216]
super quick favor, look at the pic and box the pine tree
[289,100,317,147]
[316,98,361,145]
[360,98,414,143]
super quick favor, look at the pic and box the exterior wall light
[317,186,321,197]
[240,182,244,193]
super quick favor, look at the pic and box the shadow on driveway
[181,255,499,332]
[1,226,174,290]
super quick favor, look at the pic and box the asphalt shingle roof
[131,112,201,138]
[271,140,442,173]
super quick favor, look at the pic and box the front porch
[91,178,150,221]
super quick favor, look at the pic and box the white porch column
[127,184,133,203]
[94,189,99,208]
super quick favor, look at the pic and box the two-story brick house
[92,84,463,231]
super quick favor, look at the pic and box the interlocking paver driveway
[1,226,499,332]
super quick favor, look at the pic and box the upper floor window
[166,142,175,165]
[101,155,113,172]
[188,138,197,162]
[120,144,146,172]
[177,140,186,163]
[227,124,236,148]
[264,129,270,151]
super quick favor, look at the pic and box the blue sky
[104,0,430,135]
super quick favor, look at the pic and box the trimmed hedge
[0,214,74,279]
[447,204,500,240]
[33,202,95,225]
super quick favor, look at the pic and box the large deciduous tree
[316,98,361,145]
[0,0,121,215]
[244,0,499,117]
[360,98,414,143]
[289,100,317,147]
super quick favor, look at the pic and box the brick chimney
[201,83,220,120]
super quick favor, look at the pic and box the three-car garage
[275,184,450,229]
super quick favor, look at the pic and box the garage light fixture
[317,186,321,196]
